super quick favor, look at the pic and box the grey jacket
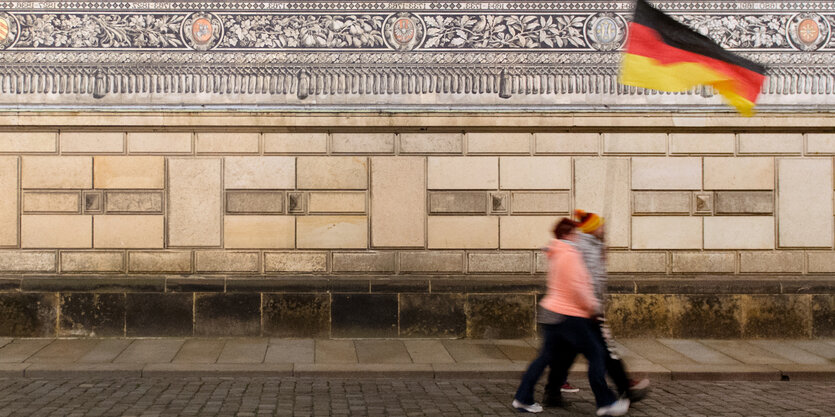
[574,232,606,312]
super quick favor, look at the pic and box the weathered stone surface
[672,252,736,273]
[93,156,164,189]
[740,251,803,273]
[535,252,547,273]
[83,191,102,213]
[740,295,812,338]
[778,158,833,247]
[332,133,395,153]
[574,158,630,247]
[224,216,294,249]
[263,132,327,154]
[297,157,368,189]
[671,295,742,338]
[511,192,569,214]
[499,216,555,249]
[428,216,498,249]
[0,157,18,247]
[0,251,56,272]
[400,294,466,338]
[309,192,366,213]
[468,252,531,273]
[195,294,261,337]
[714,192,774,214]
[168,158,222,247]
[224,156,295,189]
[0,132,56,153]
[603,133,666,154]
[60,132,124,154]
[467,294,534,339]
[287,192,305,213]
[225,191,282,214]
[127,132,192,154]
[59,293,125,337]
[670,133,735,154]
[263,293,330,338]
[125,294,192,337]
[807,133,835,154]
[606,294,672,337]
[104,192,163,213]
[371,157,425,247]
[0,294,57,337]
[490,192,508,213]
[331,294,398,338]
[399,251,463,273]
[61,251,124,273]
[632,216,702,249]
[738,133,803,154]
[166,277,224,293]
[811,294,834,337]
[427,157,498,189]
[332,252,395,272]
[535,132,598,154]
[22,192,79,213]
[297,216,367,249]
[21,215,92,248]
[631,157,702,190]
[607,252,667,273]
[264,252,328,273]
[196,132,259,154]
[94,215,164,249]
[704,217,774,249]
[22,156,91,189]
[195,251,259,273]
[429,192,487,214]
[695,192,714,214]
[633,191,691,214]
[467,132,530,154]
[704,157,774,190]
[500,157,571,189]
[399,133,462,154]
[128,251,192,273]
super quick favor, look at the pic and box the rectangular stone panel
[670,133,735,154]
[399,251,463,273]
[672,252,736,273]
[400,294,466,338]
[297,156,368,189]
[0,250,56,272]
[128,251,192,273]
[331,294,398,338]
[740,252,804,273]
[331,133,395,153]
[264,132,327,154]
[428,216,498,249]
[265,251,328,273]
[93,156,164,189]
[297,216,367,249]
[94,215,165,249]
[195,294,261,337]
[738,133,803,154]
[704,217,774,249]
[105,192,164,213]
[740,295,812,338]
[808,252,835,273]
[167,158,222,247]
[0,294,57,337]
[332,252,395,272]
[714,191,774,214]
[778,158,833,247]
[61,132,124,154]
[59,293,126,337]
[0,157,18,246]
[500,157,571,190]
[127,132,192,154]
[806,134,835,154]
[196,132,259,154]
[225,191,282,214]
[468,252,531,273]
[429,192,487,214]
[467,294,535,338]
[467,132,530,154]
[574,158,630,247]
[263,294,330,338]
[126,293,193,337]
[195,251,259,273]
[22,156,91,189]
[371,157,425,247]
[224,216,294,249]
[535,133,598,154]
[399,133,462,154]
[607,252,667,273]
[61,251,124,273]
[224,156,295,189]
[428,157,498,190]
[22,192,80,213]
[603,133,666,154]
[632,216,702,249]
[21,215,92,248]
[511,192,569,214]
[309,192,366,213]
[0,132,56,153]
[631,157,702,190]
[500,216,556,249]
[633,191,691,214]
[703,157,774,190]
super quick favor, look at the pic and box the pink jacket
[539,239,599,318]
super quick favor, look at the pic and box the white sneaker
[511,399,544,413]
[596,398,630,416]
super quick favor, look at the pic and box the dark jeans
[514,316,617,408]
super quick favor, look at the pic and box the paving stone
[216,339,269,364]
[790,340,835,360]
[657,339,741,365]
[172,339,225,364]
[315,340,357,364]
[748,340,830,365]
[700,340,796,365]
[666,364,781,381]
[25,363,143,378]
[618,339,696,366]
[431,363,527,379]
[142,363,293,377]
[441,340,511,364]
[113,339,184,363]
[492,340,537,362]
[355,340,412,364]
[294,363,433,378]
[0,339,52,363]
[25,339,100,364]
[77,339,133,363]
[265,339,314,364]
[402,340,455,364]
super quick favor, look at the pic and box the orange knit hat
[575,209,604,233]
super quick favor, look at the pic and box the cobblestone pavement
[0,377,832,417]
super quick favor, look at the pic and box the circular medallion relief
[584,13,627,51]
[383,12,425,51]
[182,12,223,51]
[0,12,19,50]
[788,13,829,51]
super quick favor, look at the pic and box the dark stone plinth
[126,293,193,337]
[226,277,328,292]
[741,295,812,338]
[0,277,20,292]
[466,294,535,339]
[22,276,165,292]
[166,277,225,293]
[672,295,742,338]
[635,278,781,295]
[0,293,57,337]
[399,294,465,338]
[331,294,397,338]
[607,294,672,338]
[370,278,429,293]
[329,278,370,293]
[59,293,125,337]
[263,293,330,338]
[811,294,835,337]
[195,294,261,337]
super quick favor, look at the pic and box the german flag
[619,0,767,116]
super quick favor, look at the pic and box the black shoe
[626,378,650,403]
[542,393,567,408]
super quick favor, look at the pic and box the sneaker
[511,399,544,413]
[560,382,580,393]
[596,398,630,416]
[627,378,650,403]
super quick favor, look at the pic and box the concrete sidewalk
[0,337,833,381]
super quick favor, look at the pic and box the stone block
[287,192,305,213]
[60,132,124,154]
[427,157,498,189]
[603,133,666,154]
[0,251,56,272]
[738,133,803,154]
[399,294,466,338]
[22,192,80,213]
[811,295,834,337]
[670,295,742,338]
[93,156,164,189]
[703,157,774,190]
[704,217,774,249]
[399,251,463,273]
[59,294,125,337]
[61,252,124,273]
[466,294,535,338]
[511,192,569,214]
[672,252,736,273]
[500,216,556,249]
[535,252,547,273]
[0,294,57,337]
[468,252,531,273]
[0,157,18,246]
[606,294,673,337]
[224,156,295,189]
[806,133,835,154]
[632,216,702,249]
[331,133,395,153]
[778,158,833,247]
[168,158,222,247]
[670,133,735,154]
[427,216,498,249]
[195,251,259,273]
[83,191,102,213]
[0,132,56,153]
[224,216,294,249]
[127,132,192,154]
[94,215,165,249]
[297,156,368,189]
[740,251,803,273]
[574,158,630,247]
[633,191,691,214]
[535,132,598,154]
[21,215,92,248]
[332,252,395,272]
[265,252,328,273]
[499,157,571,189]
[714,191,773,214]
[371,157,424,247]
[490,192,508,213]
[226,191,283,214]
[631,157,702,190]
[331,294,398,338]
[693,192,713,214]
[126,293,193,337]
[297,216,367,249]
[467,132,530,154]
[309,192,366,213]
[21,156,91,189]
[195,294,261,337]
[399,133,463,154]
[429,192,487,214]
[196,132,259,154]
[263,132,328,154]
[263,294,330,338]
[105,192,164,213]
[740,295,812,338]
[607,252,667,273]
[128,251,192,273]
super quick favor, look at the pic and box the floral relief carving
[674,14,788,48]
[422,14,586,48]
[220,14,386,48]
[17,14,184,48]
